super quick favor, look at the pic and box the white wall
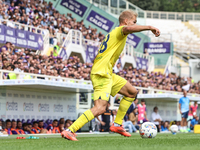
[0,89,77,121]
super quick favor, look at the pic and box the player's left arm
[144,111,148,121]
[122,25,160,37]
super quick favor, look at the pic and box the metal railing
[0,69,92,85]
[146,10,200,21]
[60,29,154,71]
[0,19,49,54]
[87,0,200,22]
[1,69,199,97]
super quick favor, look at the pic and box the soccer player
[179,90,190,133]
[61,10,160,141]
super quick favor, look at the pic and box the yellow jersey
[91,26,127,78]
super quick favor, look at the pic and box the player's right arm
[122,25,160,37]
[179,103,182,114]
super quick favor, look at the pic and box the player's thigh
[118,80,137,98]
[110,74,127,97]
[91,74,112,101]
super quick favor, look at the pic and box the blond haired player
[61,10,160,141]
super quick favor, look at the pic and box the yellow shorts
[90,74,127,101]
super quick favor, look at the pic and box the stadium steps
[174,55,190,77]
[153,68,165,74]
[183,22,200,38]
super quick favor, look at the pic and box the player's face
[126,16,137,26]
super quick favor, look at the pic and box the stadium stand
[0,0,200,136]
[146,19,200,53]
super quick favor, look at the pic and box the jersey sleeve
[179,98,182,104]
[115,26,126,40]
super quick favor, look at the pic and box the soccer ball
[170,125,178,135]
[139,122,157,138]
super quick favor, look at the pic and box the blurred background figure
[97,102,114,132]
[137,99,148,124]
[179,90,190,133]
[151,106,162,132]
[190,115,199,130]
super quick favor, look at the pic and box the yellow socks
[68,109,94,133]
[114,97,135,125]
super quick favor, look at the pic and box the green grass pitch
[0,133,200,150]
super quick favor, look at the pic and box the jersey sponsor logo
[95,56,103,60]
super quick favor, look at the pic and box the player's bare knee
[127,89,137,98]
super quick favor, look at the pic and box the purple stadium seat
[27,120,31,124]
[44,123,48,129]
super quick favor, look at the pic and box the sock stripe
[83,113,89,122]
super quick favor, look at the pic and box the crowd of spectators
[0,41,93,80]
[0,40,199,94]
[113,62,200,94]
[0,0,105,46]
[0,118,74,135]
[0,0,199,93]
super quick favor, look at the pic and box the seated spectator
[128,107,139,130]
[123,107,139,133]
[23,123,33,134]
[65,119,73,130]
[11,120,20,134]
[32,121,39,134]
[16,121,25,134]
[190,115,199,130]
[0,42,11,52]
[59,118,65,124]
[161,121,169,132]
[4,119,12,135]
[38,120,47,133]
[151,106,162,132]
[58,122,64,133]
[7,65,16,79]
[47,119,59,133]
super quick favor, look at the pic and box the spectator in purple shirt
[0,42,11,52]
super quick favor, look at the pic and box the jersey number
[99,34,110,53]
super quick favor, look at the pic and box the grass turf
[0,133,200,150]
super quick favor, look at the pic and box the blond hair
[119,10,138,24]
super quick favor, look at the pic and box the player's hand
[180,110,182,114]
[101,121,106,126]
[150,26,160,37]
